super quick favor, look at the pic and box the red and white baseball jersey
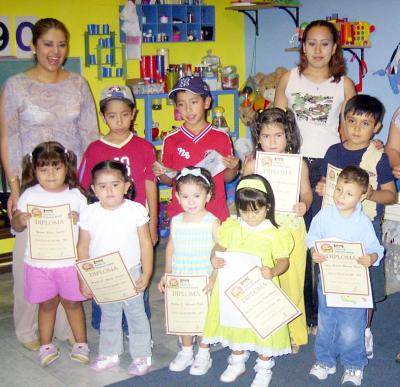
[162,123,233,221]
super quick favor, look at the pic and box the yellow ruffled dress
[202,216,294,357]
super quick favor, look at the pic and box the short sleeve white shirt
[17,185,88,268]
[79,200,149,269]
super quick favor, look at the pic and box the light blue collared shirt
[307,203,384,266]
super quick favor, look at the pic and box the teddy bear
[254,66,288,107]
[238,67,288,126]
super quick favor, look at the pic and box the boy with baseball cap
[78,85,157,332]
[153,75,239,222]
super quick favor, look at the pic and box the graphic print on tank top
[290,92,334,125]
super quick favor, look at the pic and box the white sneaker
[251,369,272,387]
[251,358,275,387]
[341,369,363,386]
[220,352,250,383]
[365,328,374,359]
[169,350,193,372]
[189,353,212,375]
[309,363,336,380]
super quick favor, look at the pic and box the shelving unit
[133,4,215,43]
[84,31,127,80]
[226,2,302,36]
[135,89,239,146]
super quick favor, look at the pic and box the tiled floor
[0,239,181,387]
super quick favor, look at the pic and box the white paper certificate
[217,251,262,328]
[322,164,342,209]
[314,240,371,296]
[195,149,226,177]
[226,266,301,340]
[76,252,138,304]
[255,151,302,213]
[27,204,76,260]
[165,274,209,335]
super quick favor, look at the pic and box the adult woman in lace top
[0,18,99,351]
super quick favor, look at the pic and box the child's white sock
[181,345,193,355]
[197,347,210,358]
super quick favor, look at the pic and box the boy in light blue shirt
[307,166,384,386]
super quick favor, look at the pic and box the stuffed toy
[254,66,288,107]
[238,67,288,126]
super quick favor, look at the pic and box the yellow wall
[0,0,246,254]
[2,0,245,136]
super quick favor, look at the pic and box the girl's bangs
[35,153,64,168]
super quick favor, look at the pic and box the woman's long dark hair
[299,19,346,83]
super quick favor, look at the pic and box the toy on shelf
[289,16,375,49]
[212,106,230,133]
[325,14,375,47]
[238,67,288,127]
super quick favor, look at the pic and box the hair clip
[177,167,210,186]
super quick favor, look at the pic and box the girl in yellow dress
[243,108,313,353]
[202,174,294,387]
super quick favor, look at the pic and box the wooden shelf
[226,2,301,11]
[226,2,302,35]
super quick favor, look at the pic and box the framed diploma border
[255,151,302,214]
[315,240,371,297]
[27,203,76,260]
[76,251,138,304]
[165,274,209,336]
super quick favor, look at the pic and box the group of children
[12,25,396,387]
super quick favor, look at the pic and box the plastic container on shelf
[221,65,239,90]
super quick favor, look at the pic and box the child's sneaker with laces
[128,357,151,376]
[189,352,212,375]
[70,343,90,364]
[365,328,374,359]
[341,369,363,386]
[169,349,194,372]
[39,343,60,367]
[90,354,119,372]
[309,363,336,380]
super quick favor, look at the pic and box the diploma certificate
[315,240,371,296]
[27,204,76,260]
[255,152,302,213]
[226,266,301,340]
[165,275,209,335]
[76,252,138,304]
[322,164,342,209]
